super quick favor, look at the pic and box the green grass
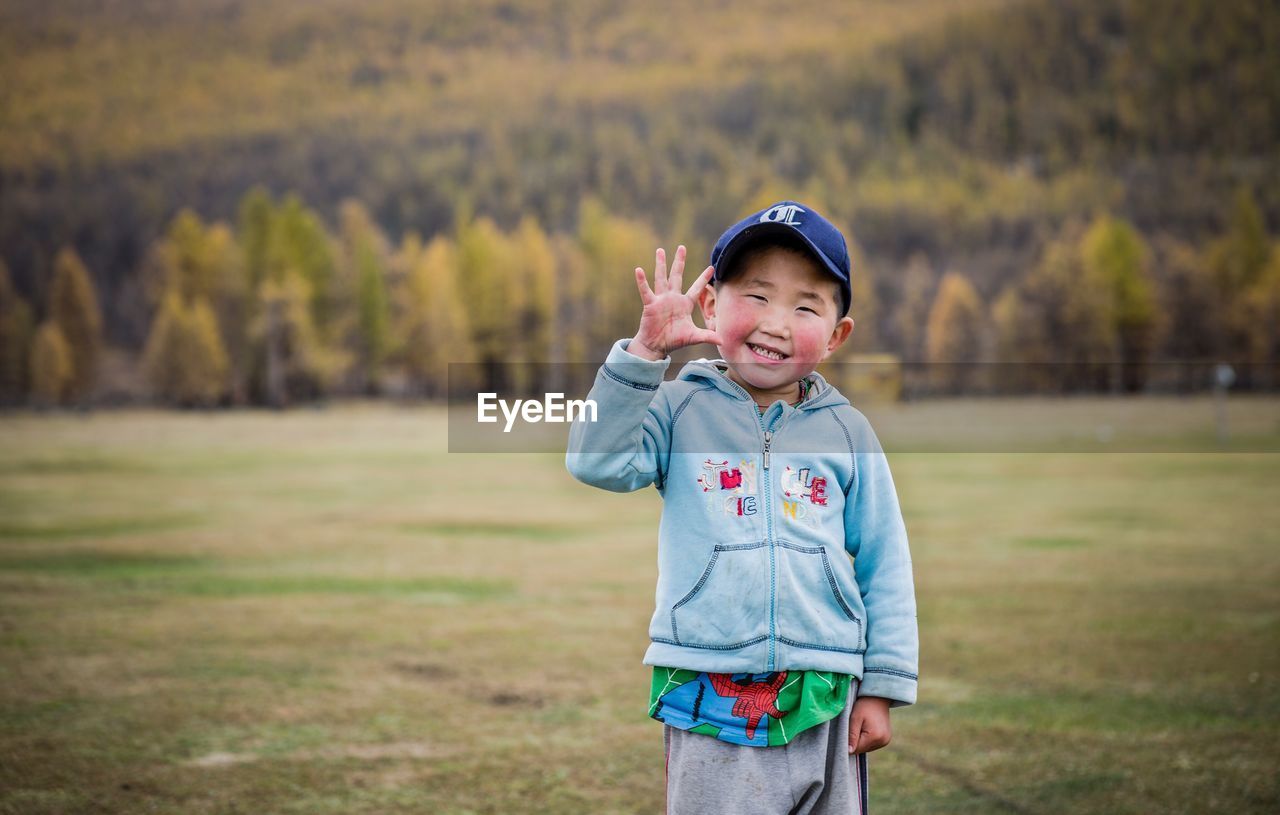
[0,402,1277,814]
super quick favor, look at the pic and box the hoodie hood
[676,358,850,411]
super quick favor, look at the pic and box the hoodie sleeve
[565,338,673,493]
[842,410,919,708]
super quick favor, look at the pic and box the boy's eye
[798,306,818,315]
[746,294,767,302]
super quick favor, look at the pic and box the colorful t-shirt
[650,378,853,747]
[649,667,852,747]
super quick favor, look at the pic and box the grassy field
[1,401,1277,814]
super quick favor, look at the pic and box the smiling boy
[566,201,918,814]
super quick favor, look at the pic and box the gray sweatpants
[663,680,868,815]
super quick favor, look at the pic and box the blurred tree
[358,264,390,382]
[1206,188,1272,370]
[400,234,471,397]
[511,216,557,392]
[267,195,337,335]
[1155,236,1220,390]
[29,321,72,406]
[925,271,985,393]
[456,214,516,389]
[143,290,230,406]
[354,230,391,393]
[995,226,1115,391]
[576,198,660,362]
[49,247,103,402]
[991,286,1044,392]
[1081,215,1157,391]
[548,233,589,391]
[144,211,251,401]
[1243,245,1280,387]
[844,237,881,353]
[0,260,35,404]
[238,187,275,292]
[253,271,347,408]
[891,253,935,362]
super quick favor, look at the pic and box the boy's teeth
[750,344,784,360]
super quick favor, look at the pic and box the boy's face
[699,246,854,404]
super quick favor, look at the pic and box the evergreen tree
[49,246,103,401]
[29,321,72,406]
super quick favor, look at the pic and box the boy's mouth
[747,342,789,362]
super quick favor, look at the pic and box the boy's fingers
[847,712,863,754]
[692,328,720,347]
[654,247,667,293]
[685,264,715,299]
[669,245,686,292]
[635,267,654,304]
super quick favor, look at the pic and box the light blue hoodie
[566,339,919,707]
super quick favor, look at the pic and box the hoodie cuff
[857,668,917,709]
[601,339,670,390]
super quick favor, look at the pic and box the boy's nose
[759,310,790,339]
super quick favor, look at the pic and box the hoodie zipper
[756,411,778,671]
[716,372,828,672]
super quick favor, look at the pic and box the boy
[566,201,918,814]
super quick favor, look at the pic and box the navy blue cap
[710,201,852,317]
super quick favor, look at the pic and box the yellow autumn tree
[143,290,230,406]
[925,271,985,393]
[456,214,517,389]
[49,247,103,401]
[1081,215,1157,391]
[400,233,471,397]
[29,321,73,407]
[253,271,347,407]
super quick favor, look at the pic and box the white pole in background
[1213,363,1235,446]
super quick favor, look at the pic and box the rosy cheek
[718,311,758,343]
[790,326,832,359]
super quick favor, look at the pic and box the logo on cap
[759,204,805,226]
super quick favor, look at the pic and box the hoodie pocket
[669,541,770,648]
[773,541,864,653]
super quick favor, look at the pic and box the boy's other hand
[629,245,720,361]
[848,695,892,754]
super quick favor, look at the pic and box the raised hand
[628,245,720,361]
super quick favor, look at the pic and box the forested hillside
[1,0,1277,404]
